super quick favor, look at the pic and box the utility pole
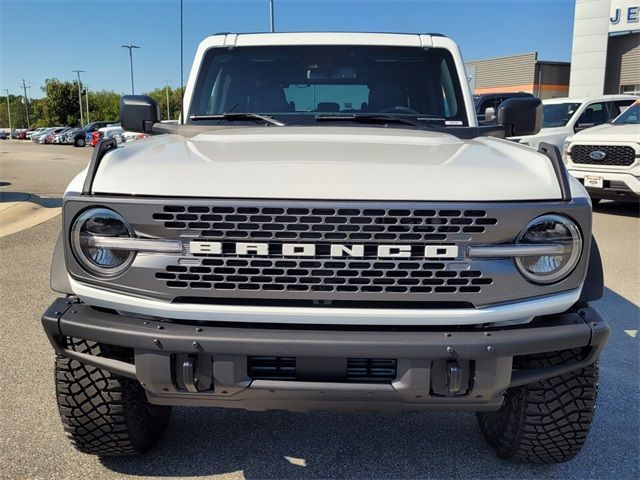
[269,0,275,32]
[121,44,140,94]
[21,80,30,129]
[84,84,90,123]
[72,70,85,126]
[3,89,12,137]
[163,80,171,120]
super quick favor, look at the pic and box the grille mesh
[571,145,636,166]
[152,206,498,242]
[347,358,397,383]
[247,357,397,383]
[156,257,491,295]
[247,356,295,380]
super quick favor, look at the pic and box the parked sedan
[26,127,48,139]
[38,127,67,144]
[31,127,57,142]
[47,127,72,144]
[58,127,80,144]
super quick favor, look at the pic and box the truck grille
[64,197,593,308]
[247,356,296,380]
[247,357,397,383]
[156,258,491,295]
[571,145,636,166]
[152,205,497,242]
[347,358,397,383]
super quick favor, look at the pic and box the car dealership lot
[0,142,638,479]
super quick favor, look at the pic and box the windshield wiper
[189,113,285,126]
[315,114,428,128]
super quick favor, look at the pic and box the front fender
[51,232,72,294]
[577,236,604,304]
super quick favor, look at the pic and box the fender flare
[51,232,72,294]
[578,236,604,304]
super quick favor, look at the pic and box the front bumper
[569,169,640,201]
[42,297,609,412]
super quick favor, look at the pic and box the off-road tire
[55,337,171,456]
[74,136,85,147]
[477,349,598,464]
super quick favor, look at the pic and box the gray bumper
[42,297,609,412]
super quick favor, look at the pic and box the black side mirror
[497,97,542,137]
[120,95,160,134]
[574,123,594,133]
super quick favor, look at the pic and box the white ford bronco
[43,33,609,463]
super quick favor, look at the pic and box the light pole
[3,89,12,137]
[163,80,171,120]
[21,80,30,129]
[121,44,140,94]
[269,0,275,32]
[72,70,85,126]
[84,84,90,123]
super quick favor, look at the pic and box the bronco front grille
[152,206,498,242]
[571,145,636,166]
[152,204,496,298]
[156,258,491,295]
[64,197,593,308]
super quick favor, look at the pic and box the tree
[42,78,81,126]
[145,86,185,121]
[87,90,120,123]
[1,80,183,130]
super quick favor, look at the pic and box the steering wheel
[379,106,420,114]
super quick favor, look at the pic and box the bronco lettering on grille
[189,241,459,259]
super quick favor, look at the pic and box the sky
[0,0,577,98]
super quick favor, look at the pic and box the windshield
[542,102,581,128]
[613,103,639,124]
[189,45,468,126]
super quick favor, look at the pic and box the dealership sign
[610,1,639,32]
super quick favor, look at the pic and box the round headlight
[71,208,135,277]
[515,214,582,284]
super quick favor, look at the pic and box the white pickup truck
[514,95,637,150]
[563,100,640,204]
[42,32,608,464]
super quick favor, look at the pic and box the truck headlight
[515,214,582,284]
[70,208,135,276]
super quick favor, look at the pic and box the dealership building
[465,0,639,99]
[465,53,571,99]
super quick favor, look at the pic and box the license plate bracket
[584,175,604,189]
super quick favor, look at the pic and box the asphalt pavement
[0,142,638,480]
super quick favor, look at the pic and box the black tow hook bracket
[173,354,214,393]
[431,360,472,396]
[447,362,463,394]
[182,359,199,393]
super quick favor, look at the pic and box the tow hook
[182,358,199,393]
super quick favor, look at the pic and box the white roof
[200,32,446,48]
[543,95,638,105]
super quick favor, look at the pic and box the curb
[0,193,62,238]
